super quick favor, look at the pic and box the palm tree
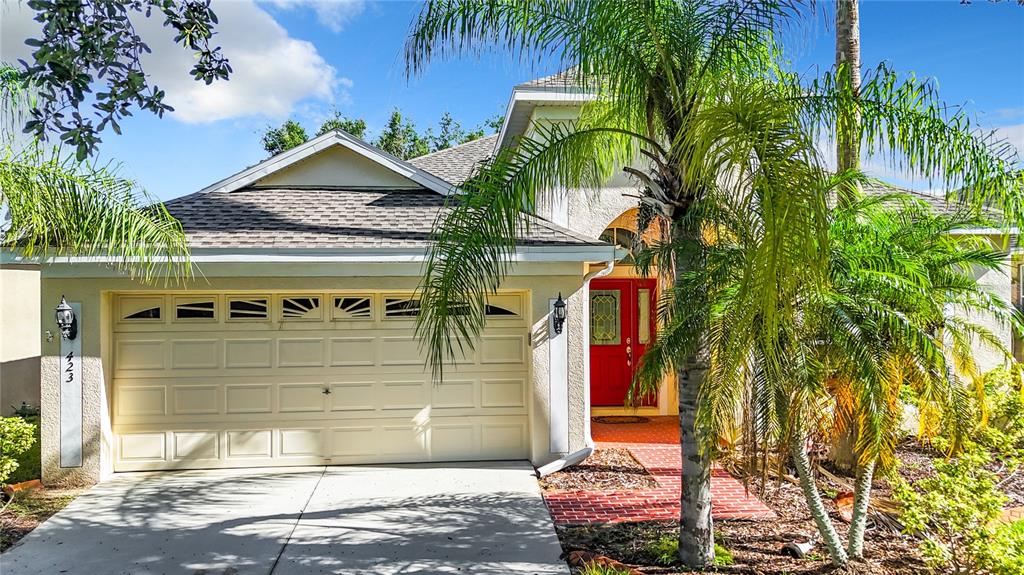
[1,67,189,280]
[404,0,1022,568]
[660,187,1020,566]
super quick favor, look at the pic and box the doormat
[593,416,650,424]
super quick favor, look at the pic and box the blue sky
[2,0,1023,200]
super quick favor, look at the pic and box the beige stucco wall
[971,237,1016,374]
[256,145,420,189]
[39,267,590,484]
[1,265,41,415]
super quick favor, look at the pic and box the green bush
[0,416,36,485]
[6,415,40,484]
[647,534,733,567]
[577,563,633,575]
[894,447,1023,574]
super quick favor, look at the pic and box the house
[0,72,1018,486]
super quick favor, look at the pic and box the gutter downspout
[537,259,615,477]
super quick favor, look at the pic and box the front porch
[543,416,774,524]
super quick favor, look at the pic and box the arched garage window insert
[281,296,321,321]
[333,296,372,320]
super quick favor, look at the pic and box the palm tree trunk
[673,223,715,569]
[791,433,849,567]
[678,356,715,567]
[835,0,862,180]
[847,458,876,558]
[830,0,863,471]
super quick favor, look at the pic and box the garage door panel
[380,380,427,410]
[115,340,166,372]
[117,386,167,417]
[278,383,326,412]
[329,382,375,411]
[329,337,376,366]
[172,385,220,415]
[225,384,273,414]
[480,335,526,364]
[431,379,476,409]
[481,378,527,408]
[329,427,377,457]
[432,424,478,458]
[170,339,220,369]
[279,428,323,457]
[112,291,530,471]
[278,338,326,367]
[227,430,273,459]
[224,339,273,368]
[173,431,219,461]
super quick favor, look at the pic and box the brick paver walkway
[543,416,775,524]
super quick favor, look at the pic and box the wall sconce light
[552,292,567,335]
[55,295,77,340]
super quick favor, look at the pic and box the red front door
[589,278,657,406]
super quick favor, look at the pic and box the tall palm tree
[835,0,861,202]
[406,1,818,566]
[404,0,1022,568]
[1,67,189,280]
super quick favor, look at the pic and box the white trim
[5,245,618,266]
[194,130,455,196]
[496,87,597,150]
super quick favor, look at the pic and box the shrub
[577,563,633,575]
[0,417,36,485]
[893,447,1022,574]
[647,534,733,567]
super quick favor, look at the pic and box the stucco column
[40,286,112,486]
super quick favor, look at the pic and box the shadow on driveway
[0,462,566,575]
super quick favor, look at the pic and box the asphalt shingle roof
[861,182,1004,223]
[164,187,603,250]
[407,134,498,186]
[515,69,580,89]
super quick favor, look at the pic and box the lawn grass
[6,415,40,485]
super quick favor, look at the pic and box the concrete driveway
[0,462,567,575]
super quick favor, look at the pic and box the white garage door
[111,291,531,471]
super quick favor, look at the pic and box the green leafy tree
[406,0,1022,568]
[1,67,191,281]
[431,112,465,151]
[375,108,430,160]
[15,0,231,159]
[261,120,309,157]
[317,112,367,139]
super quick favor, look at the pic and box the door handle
[322,387,332,395]
[626,345,632,367]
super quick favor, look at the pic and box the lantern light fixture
[55,295,77,340]
[552,292,567,335]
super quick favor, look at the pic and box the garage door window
[333,296,372,320]
[174,297,217,321]
[281,296,321,321]
[227,297,269,321]
[385,297,420,318]
[120,296,163,321]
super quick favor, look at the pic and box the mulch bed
[554,442,948,574]
[0,486,83,551]
[541,448,660,493]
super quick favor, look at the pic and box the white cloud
[267,0,366,33]
[0,1,345,125]
[992,123,1024,158]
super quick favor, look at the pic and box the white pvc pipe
[537,259,615,477]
